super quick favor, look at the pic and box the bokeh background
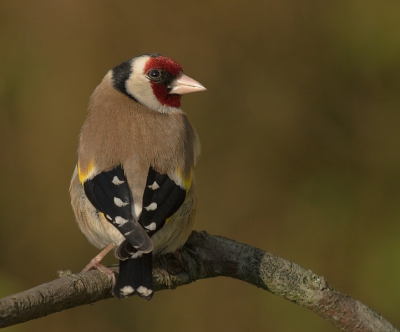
[1,1,400,331]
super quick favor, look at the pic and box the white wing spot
[115,216,128,226]
[144,202,157,211]
[145,222,156,231]
[105,214,112,221]
[120,286,134,297]
[148,181,160,190]
[112,176,125,185]
[114,197,128,207]
[124,231,132,236]
[136,286,153,297]
[131,251,143,259]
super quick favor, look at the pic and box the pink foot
[82,243,116,276]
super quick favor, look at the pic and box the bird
[69,54,205,300]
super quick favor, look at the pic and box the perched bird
[70,54,205,300]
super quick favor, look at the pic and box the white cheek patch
[125,57,161,111]
[125,56,179,114]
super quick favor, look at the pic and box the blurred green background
[1,1,400,331]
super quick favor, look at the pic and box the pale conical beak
[169,74,206,95]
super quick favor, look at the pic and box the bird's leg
[82,242,116,276]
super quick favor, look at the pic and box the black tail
[113,253,153,300]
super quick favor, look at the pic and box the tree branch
[0,231,397,332]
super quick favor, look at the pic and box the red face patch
[150,84,181,108]
[144,55,183,108]
[144,56,183,76]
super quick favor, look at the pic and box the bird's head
[111,54,206,113]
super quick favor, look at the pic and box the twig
[0,231,397,332]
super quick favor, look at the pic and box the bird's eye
[148,69,161,80]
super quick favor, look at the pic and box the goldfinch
[70,54,205,300]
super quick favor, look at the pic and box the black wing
[140,167,187,236]
[83,165,153,253]
[83,166,187,300]
[114,167,187,259]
